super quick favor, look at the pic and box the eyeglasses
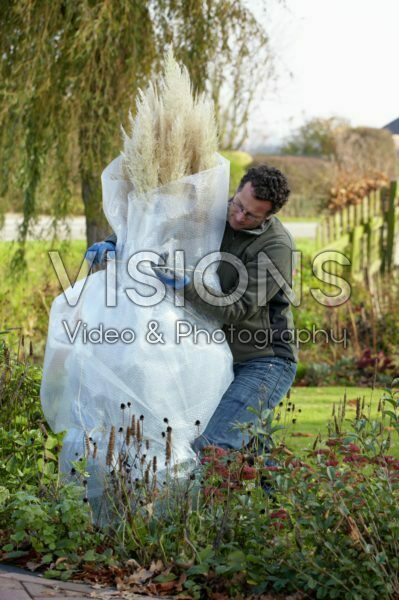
[230,197,267,224]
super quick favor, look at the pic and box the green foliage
[1,338,399,596]
[0,240,86,358]
[6,485,92,554]
[251,154,335,217]
[0,340,63,494]
[221,150,252,194]
[0,0,271,253]
[0,343,105,573]
[281,116,349,158]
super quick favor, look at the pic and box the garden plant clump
[1,339,399,598]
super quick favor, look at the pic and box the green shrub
[251,154,335,218]
[221,150,252,195]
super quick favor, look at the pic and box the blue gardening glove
[85,240,116,266]
[150,252,191,290]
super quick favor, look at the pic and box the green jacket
[106,215,298,364]
[183,216,298,363]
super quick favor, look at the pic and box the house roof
[383,118,399,134]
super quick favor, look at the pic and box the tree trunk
[80,170,111,247]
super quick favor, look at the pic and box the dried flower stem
[106,426,116,467]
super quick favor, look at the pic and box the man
[87,164,298,453]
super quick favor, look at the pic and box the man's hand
[85,240,116,266]
[150,252,191,290]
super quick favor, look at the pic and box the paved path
[0,564,160,600]
[1,213,398,264]
[0,214,87,242]
[0,213,318,242]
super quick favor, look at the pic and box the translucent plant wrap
[41,153,234,499]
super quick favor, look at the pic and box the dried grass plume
[121,49,218,194]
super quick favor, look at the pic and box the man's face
[227,182,273,231]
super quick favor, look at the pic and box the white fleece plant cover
[41,153,234,498]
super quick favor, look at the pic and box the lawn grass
[277,385,399,456]
[0,240,87,359]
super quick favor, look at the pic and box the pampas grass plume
[122,49,218,194]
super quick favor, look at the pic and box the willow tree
[0,0,273,255]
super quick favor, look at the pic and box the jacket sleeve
[183,241,294,325]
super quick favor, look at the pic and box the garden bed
[1,344,399,599]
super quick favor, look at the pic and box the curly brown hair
[238,164,291,214]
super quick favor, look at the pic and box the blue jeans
[192,356,297,453]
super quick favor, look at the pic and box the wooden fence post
[382,181,397,273]
[318,180,397,281]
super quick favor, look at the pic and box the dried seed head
[106,426,116,467]
[152,456,157,473]
[126,427,131,446]
[84,433,91,457]
[356,398,361,420]
[166,428,172,462]
[39,423,48,438]
[195,420,201,426]
[127,402,131,407]
[144,467,150,485]
[146,439,150,450]
[163,417,169,423]
[139,415,144,421]
[334,415,340,435]
[136,420,142,442]
[120,403,126,410]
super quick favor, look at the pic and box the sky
[243,0,399,150]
